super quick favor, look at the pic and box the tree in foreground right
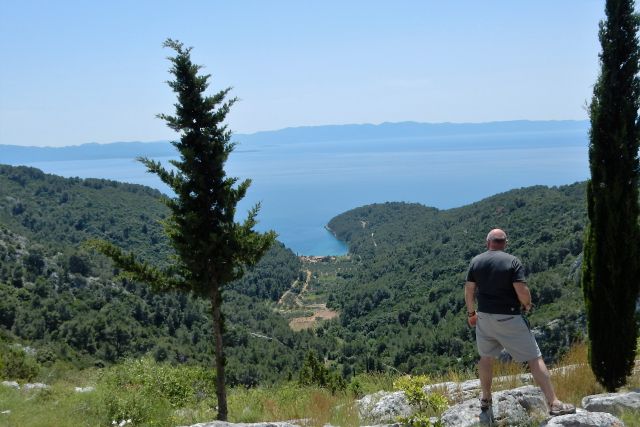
[582,0,640,392]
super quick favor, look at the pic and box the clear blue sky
[1,1,606,147]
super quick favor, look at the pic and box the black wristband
[468,310,476,317]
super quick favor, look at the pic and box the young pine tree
[582,0,640,391]
[91,39,276,420]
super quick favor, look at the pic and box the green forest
[0,164,590,386]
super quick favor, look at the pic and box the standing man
[464,229,575,417]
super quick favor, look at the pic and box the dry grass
[429,367,476,385]
[227,385,359,427]
[491,360,530,391]
[550,342,640,407]
[550,342,604,405]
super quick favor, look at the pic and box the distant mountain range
[0,120,589,163]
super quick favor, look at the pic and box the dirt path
[277,268,339,330]
[277,269,311,307]
[299,269,311,296]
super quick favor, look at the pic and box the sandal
[480,397,492,411]
[549,401,576,416]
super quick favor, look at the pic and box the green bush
[298,350,346,394]
[0,344,40,381]
[394,375,448,427]
[347,376,363,397]
[96,357,216,425]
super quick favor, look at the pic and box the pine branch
[84,239,185,292]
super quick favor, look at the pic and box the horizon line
[1,118,590,149]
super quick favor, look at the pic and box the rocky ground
[2,377,638,426]
[356,378,639,427]
[182,377,639,427]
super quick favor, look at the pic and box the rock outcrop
[0,381,50,391]
[22,383,50,391]
[541,409,625,427]
[440,386,548,427]
[4,376,633,427]
[581,391,640,415]
[356,390,413,423]
[355,379,633,427]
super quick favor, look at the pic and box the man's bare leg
[478,356,494,401]
[528,356,559,405]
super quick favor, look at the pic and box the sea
[18,128,589,255]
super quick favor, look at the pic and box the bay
[18,127,589,255]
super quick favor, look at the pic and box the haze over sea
[5,121,590,255]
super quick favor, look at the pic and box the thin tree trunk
[210,285,228,421]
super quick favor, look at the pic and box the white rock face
[425,379,482,402]
[356,390,413,424]
[74,386,95,393]
[423,374,532,402]
[439,397,495,427]
[582,391,640,415]
[440,385,547,427]
[22,383,50,391]
[542,409,625,427]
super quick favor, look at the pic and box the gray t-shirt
[466,250,526,315]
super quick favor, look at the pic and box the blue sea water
[19,128,589,255]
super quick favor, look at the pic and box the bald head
[486,228,507,250]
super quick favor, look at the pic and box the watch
[468,310,477,317]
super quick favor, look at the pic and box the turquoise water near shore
[19,128,589,255]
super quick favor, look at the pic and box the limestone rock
[497,385,547,415]
[440,398,495,427]
[423,379,483,402]
[356,390,413,424]
[22,383,50,391]
[582,392,640,415]
[440,385,547,427]
[542,409,625,427]
[1,381,19,390]
[74,386,95,393]
[423,374,532,403]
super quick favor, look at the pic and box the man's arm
[513,281,533,312]
[464,281,477,314]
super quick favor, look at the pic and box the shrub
[298,350,346,394]
[96,357,216,425]
[0,344,40,381]
[394,375,448,427]
[347,376,363,397]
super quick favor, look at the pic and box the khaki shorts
[475,312,542,362]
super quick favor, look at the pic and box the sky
[1,1,607,147]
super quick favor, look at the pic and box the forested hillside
[0,165,327,385]
[0,164,595,385]
[324,183,587,374]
